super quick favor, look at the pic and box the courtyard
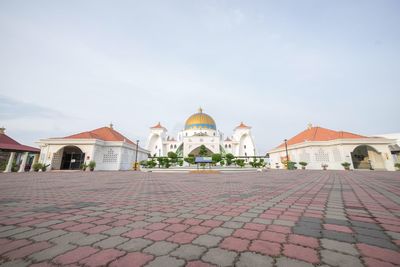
[0,170,399,267]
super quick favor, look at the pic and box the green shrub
[33,163,43,172]
[88,161,96,171]
[41,164,50,172]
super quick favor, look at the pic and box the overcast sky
[0,0,399,154]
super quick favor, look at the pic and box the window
[213,133,216,136]
[174,145,177,148]
[170,145,173,149]
[225,144,227,148]
[244,145,247,149]
[229,144,231,148]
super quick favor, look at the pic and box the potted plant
[321,163,328,170]
[88,161,96,171]
[81,163,88,171]
[41,164,50,172]
[32,163,42,172]
[299,162,308,170]
[395,163,400,171]
[341,162,351,170]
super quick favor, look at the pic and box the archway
[351,145,385,170]
[60,146,85,170]
[188,146,214,157]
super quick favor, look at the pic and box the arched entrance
[188,146,214,156]
[351,145,385,170]
[60,146,85,170]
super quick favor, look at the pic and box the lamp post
[134,140,139,171]
[284,139,289,169]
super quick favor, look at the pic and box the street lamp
[284,139,289,169]
[134,140,139,171]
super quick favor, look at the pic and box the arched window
[225,144,227,148]
[244,145,247,149]
[174,145,177,148]
[229,144,231,148]
[170,145,173,149]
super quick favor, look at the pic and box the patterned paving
[0,170,399,267]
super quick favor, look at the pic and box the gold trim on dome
[185,109,216,130]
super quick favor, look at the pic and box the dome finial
[109,122,114,129]
[198,107,203,113]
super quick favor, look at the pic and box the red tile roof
[150,122,166,129]
[0,133,40,153]
[64,127,135,145]
[278,126,367,148]
[236,122,251,129]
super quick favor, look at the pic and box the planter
[90,168,94,171]
[301,166,306,170]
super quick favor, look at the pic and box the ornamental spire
[198,107,203,113]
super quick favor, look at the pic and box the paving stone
[49,231,85,244]
[201,247,237,267]
[353,226,390,239]
[71,233,107,246]
[79,248,125,266]
[222,221,244,229]
[193,234,222,247]
[93,236,129,249]
[322,230,355,243]
[293,226,321,238]
[350,221,382,230]
[143,241,178,256]
[53,246,99,265]
[355,234,398,250]
[29,244,76,262]
[109,252,154,267]
[321,249,363,267]
[0,227,32,238]
[0,259,31,267]
[31,229,67,241]
[324,218,350,226]
[208,227,233,237]
[276,257,314,267]
[236,251,273,267]
[102,226,130,236]
[170,244,206,260]
[117,238,153,252]
[321,238,359,255]
[12,228,50,239]
[146,255,185,267]
[252,218,272,225]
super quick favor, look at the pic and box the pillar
[30,154,39,172]
[18,152,29,172]
[4,152,16,173]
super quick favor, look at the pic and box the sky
[0,0,399,154]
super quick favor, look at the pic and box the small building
[373,133,400,164]
[37,125,149,171]
[0,127,40,172]
[268,125,396,171]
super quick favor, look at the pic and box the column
[4,152,16,173]
[30,154,39,172]
[18,152,29,172]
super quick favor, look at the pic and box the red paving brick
[288,234,319,248]
[283,244,319,264]
[323,223,353,233]
[4,241,51,259]
[233,228,259,240]
[144,230,173,241]
[259,230,286,243]
[220,236,250,252]
[53,246,99,265]
[79,249,125,267]
[249,240,281,256]
[167,232,197,244]
[357,243,400,265]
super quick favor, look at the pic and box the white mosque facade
[147,109,256,158]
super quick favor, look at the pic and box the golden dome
[185,108,216,130]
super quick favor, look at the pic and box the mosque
[147,108,256,158]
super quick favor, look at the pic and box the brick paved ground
[0,170,399,267]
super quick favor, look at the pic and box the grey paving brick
[222,221,244,229]
[322,230,355,243]
[0,259,30,267]
[0,226,16,233]
[102,226,130,236]
[321,249,363,267]
[355,234,398,250]
[117,238,153,252]
[232,216,252,223]
[170,244,206,260]
[195,214,214,220]
[143,241,178,256]
[252,218,272,225]
[71,233,107,246]
[29,244,76,262]
[300,217,322,224]
[324,218,350,226]
[236,252,273,267]
[202,247,237,267]
[353,227,390,239]
[12,228,49,239]
[51,231,87,244]
[208,227,234,237]
[146,216,166,222]
[321,238,359,256]
[31,229,67,242]
[93,236,128,249]
[213,215,232,221]
[193,234,222,247]
[34,220,64,228]
[273,219,295,226]
[0,227,32,238]
[126,221,150,228]
[293,226,321,238]
[350,221,382,230]
[146,255,185,267]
